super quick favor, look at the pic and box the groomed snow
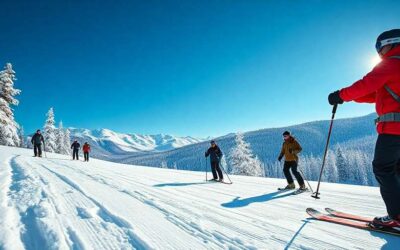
[0,145,399,249]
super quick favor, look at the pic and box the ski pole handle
[332,104,338,115]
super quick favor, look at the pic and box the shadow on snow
[221,190,294,208]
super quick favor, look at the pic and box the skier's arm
[340,60,397,102]
[71,143,74,149]
[41,135,44,143]
[353,92,376,103]
[278,144,284,160]
[31,136,34,144]
[217,148,223,158]
[205,148,210,157]
[293,140,302,154]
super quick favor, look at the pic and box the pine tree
[229,133,265,177]
[56,121,65,154]
[0,63,21,146]
[63,128,71,155]
[336,146,348,183]
[43,107,57,152]
[18,126,26,148]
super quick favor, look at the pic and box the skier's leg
[211,162,218,179]
[76,150,79,160]
[290,161,305,186]
[283,161,294,184]
[34,144,38,156]
[372,134,400,219]
[215,162,224,180]
[38,144,42,157]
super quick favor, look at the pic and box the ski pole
[299,168,314,193]
[220,162,233,184]
[312,104,338,199]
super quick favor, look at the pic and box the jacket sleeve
[293,140,302,154]
[31,136,34,144]
[205,148,210,157]
[353,92,376,103]
[279,143,285,158]
[217,148,223,158]
[71,143,73,149]
[340,59,397,102]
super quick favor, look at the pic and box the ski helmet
[375,29,400,53]
[282,131,290,136]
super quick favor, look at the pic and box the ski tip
[325,208,335,213]
[306,207,321,217]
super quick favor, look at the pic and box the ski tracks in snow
[1,155,149,250]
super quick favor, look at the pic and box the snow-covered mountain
[113,113,378,186]
[0,146,398,249]
[68,128,204,157]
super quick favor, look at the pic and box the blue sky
[1,0,399,137]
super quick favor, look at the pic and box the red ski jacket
[83,144,91,153]
[340,46,400,135]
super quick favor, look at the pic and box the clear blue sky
[1,0,399,137]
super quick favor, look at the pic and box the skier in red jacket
[83,142,91,162]
[328,29,400,230]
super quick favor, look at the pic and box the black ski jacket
[31,133,44,145]
[71,142,81,150]
[205,146,223,163]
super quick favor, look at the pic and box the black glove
[328,90,344,105]
[278,156,283,162]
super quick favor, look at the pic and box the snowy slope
[0,145,399,250]
[67,128,204,156]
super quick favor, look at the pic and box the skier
[205,140,224,182]
[278,131,306,191]
[328,29,400,230]
[31,129,44,157]
[71,140,81,160]
[83,142,91,162]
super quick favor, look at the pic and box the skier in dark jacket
[71,140,81,160]
[278,131,305,191]
[328,29,400,230]
[31,129,44,157]
[205,140,224,181]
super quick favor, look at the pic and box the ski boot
[278,183,295,191]
[370,215,400,231]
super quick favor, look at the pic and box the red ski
[325,208,372,223]
[306,208,400,237]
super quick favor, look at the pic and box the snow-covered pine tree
[0,63,21,146]
[336,146,349,183]
[56,121,65,154]
[63,128,71,155]
[18,126,26,148]
[229,132,265,177]
[43,107,57,152]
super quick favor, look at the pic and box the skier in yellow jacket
[278,131,306,191]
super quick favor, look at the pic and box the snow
[0,145,399,249]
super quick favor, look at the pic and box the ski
[292,188,308,195]
[325,208,372,223]
[306,208,400,237]
[205,179,233,184]
[277,187,295,191]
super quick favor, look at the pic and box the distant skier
[31,129,44,157]
[278,131,306,191]
[71,140,81,160]
[83,142,91,162]
[328,29,400,230]
[205,140,224,182]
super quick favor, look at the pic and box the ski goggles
[376,37,400,53]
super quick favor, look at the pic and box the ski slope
[0,146,399,250]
